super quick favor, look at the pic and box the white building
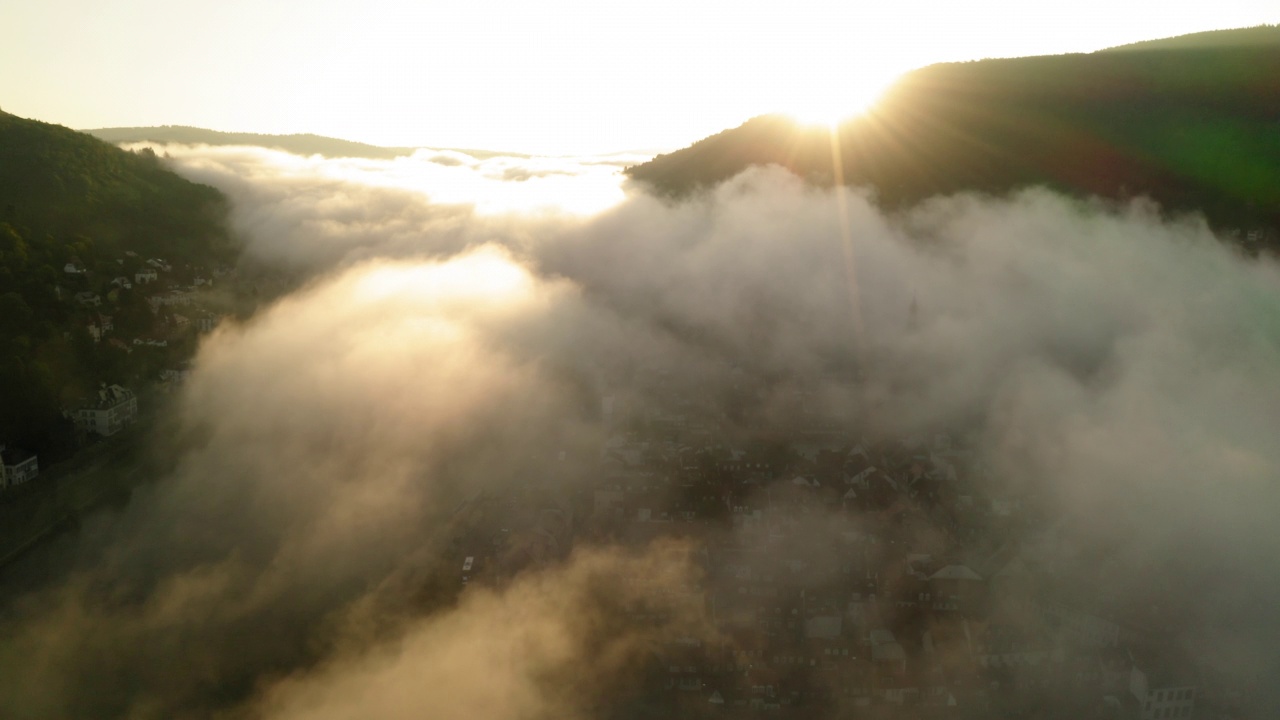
[0,445,39,488]
[1130,664,1197,720]
[195,313,223,333]
[147,290,192,309]
[73,385,139,437]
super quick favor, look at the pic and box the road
[0,421,153,570]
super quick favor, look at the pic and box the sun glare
[355,251,532,306]
[784,73,896,128]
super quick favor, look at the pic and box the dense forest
[0,110,234,459]
[626,26,1280,232]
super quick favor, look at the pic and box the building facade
[74,385,139,437]
[0,445,39,488]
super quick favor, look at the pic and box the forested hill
[626,26,1280,231]
[1,110,233,263]
[0,110,234,458]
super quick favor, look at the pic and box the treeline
[627,27,1280,231]
[0,111,234,459]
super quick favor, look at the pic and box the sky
[3,0,1277,154]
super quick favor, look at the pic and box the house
[1130,664,1197,720]
[0,445,39,488]
[967,620,1051,669]
[72,384,139,437]
[74,291,101,307]
[928,564,983,610]
[804,615,843,641]
[111,276,133,290]
[196,313,224,333]
[135,269,158,284]
[147,289,192,309]
[63,262,85,274]
[870,629,907,677]
[159,367,190,384]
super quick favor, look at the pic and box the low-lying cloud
[1,142,1277,718]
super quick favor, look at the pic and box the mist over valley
[2,23,1280,720]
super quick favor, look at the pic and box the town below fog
[445,376,1218,720]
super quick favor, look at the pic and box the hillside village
[0,249,239,493]
[1,109,240,484]
[443,380,1246,720]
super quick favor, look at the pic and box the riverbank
[0,419,155,570]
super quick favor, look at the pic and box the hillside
[1102,24,1280,52]
[627,26,1280,231]
[1,112,234,262]
[0,110,235,458]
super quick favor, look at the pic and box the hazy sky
[3,1,1277,154]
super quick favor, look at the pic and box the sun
[782,74,896,128]
[786,106,853,129]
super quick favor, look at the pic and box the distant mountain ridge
[84,126,530,160]
[626,26,1280,231]
[85,126,414,160]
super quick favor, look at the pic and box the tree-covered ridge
[84,125,416,160]
[626,26,1280,231]
[0,111,233,261]
[1101,24,1280,52]
[83,125,532,161]
[0,110,235,459]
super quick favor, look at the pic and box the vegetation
[626,26,1280,232]
[0,110,234,460]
